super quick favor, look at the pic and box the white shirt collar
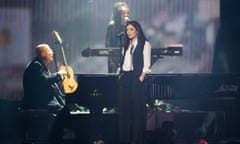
[131,38,138,47]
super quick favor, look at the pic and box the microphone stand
[118,32,124,74]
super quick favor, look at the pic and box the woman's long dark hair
[123,20,148,50]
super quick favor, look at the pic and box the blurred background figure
[105,1,130,73]
[93,139,105,144]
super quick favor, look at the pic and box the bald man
[22,43,66,113]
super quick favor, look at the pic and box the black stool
[20,109,50,144]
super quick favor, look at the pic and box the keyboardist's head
[112,2,129,25]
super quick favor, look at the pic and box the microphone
[117,32,124,38]
[124,17,129,22]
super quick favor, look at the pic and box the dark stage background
[0,0,221,100]
[0,0,240,144]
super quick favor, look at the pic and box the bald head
[36,43,54,64]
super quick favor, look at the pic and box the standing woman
[118,20,151,144]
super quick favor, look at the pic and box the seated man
[22,43,66,114]
[21,43,67,142]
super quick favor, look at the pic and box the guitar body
[58,65,78,94]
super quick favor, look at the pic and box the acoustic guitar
[52,30,78,94]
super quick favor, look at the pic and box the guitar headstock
[52,30,63,44]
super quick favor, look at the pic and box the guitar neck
[53,30,69,67]
[60,44,69,66]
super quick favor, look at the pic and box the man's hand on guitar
[57,69,67,80]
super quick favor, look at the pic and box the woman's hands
[139,72,146,82]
